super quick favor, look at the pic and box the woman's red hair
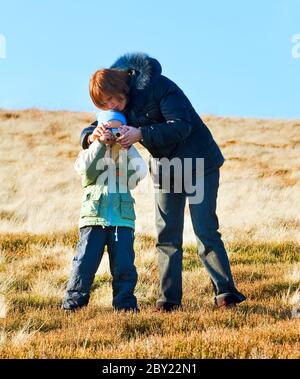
[89,69,129,109]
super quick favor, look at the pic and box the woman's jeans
[155,166,246,307]
[63,226,138,310]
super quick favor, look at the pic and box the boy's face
[101,94,127,111]
[107,120,122,129]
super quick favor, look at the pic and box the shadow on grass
[238,302,293,320]
[10,294,61,313]
[120,317,164,340]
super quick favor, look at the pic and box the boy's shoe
[155,301,182,312]
[125,307,140,313]
[61,299,87,312]
[114,307,140,313]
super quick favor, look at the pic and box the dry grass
[0,231,299,358]
[0,109,299,358]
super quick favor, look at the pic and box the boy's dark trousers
[63,226,138,311]
[155,166,246,309]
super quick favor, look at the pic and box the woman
[80,52,246,311]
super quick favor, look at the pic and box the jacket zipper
[107,146,112,226]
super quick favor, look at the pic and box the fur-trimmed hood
[110,52,162,92]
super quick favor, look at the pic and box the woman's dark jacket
[80,53,224,172]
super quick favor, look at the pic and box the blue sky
[0,0,299,118]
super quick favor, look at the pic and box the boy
[62,110,148,312]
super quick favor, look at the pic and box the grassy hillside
[0,109,299,243]
[0,109,299,358]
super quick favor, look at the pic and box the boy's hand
[88,123,114,144]
[100,129,116,146]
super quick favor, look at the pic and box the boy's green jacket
[74,140,148,230]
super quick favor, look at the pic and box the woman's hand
[116,126,142,149]
[118,125,130,136]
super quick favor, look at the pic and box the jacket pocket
[80,187,102,217]
[119,193,136,221]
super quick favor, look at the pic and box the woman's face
[101,94,127,111]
